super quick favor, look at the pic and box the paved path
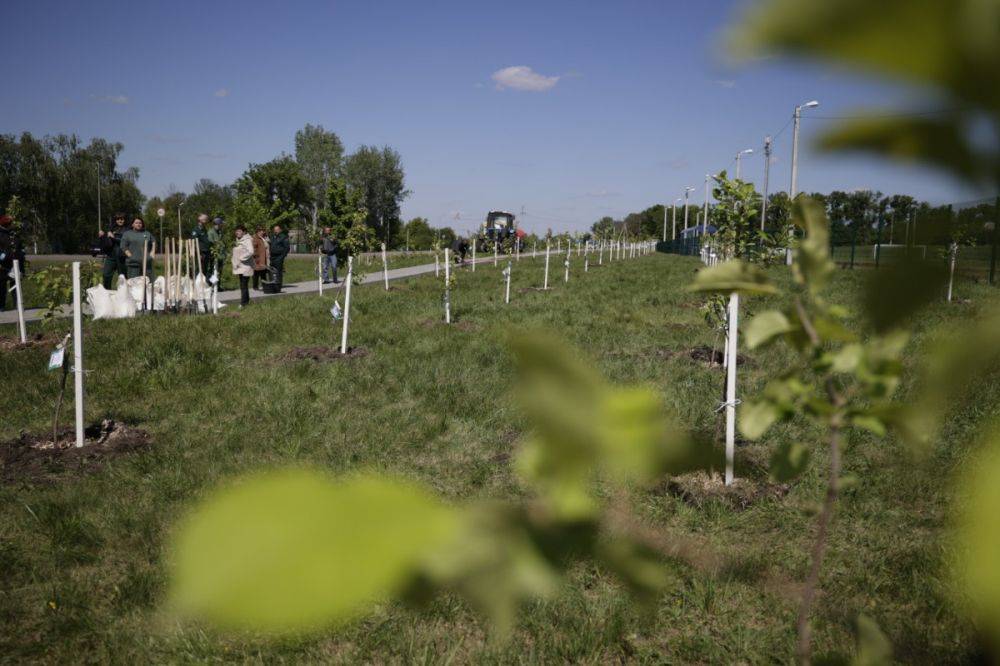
[0,256,522,326]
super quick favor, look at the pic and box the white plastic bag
[87,285,116,320]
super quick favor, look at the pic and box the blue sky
[1,0,986,235]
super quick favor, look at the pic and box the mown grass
[1,252,997,663]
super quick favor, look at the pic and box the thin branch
[795,415,842,665]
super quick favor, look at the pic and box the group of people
[230,223,289,307]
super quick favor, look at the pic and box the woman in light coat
[231,225,255,307]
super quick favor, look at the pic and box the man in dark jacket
[99,213,128,288]
[269,224,290,289]
[320,226,339,283]
[0,214,25,312]
[192,214,211,275]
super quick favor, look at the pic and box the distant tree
[437,226,457,247]
[232,157,310,232]
[344,145,410,248]
[318,177,373,257]
[295,124,344,230]
[402,217,434,250]
[591,216,615,238]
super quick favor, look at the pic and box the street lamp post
[788,100,819,263]
[702,174,713,238]
[672,198,681,241]
[682,187,695,232]
[735,148,754,181]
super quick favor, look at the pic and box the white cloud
[214,88,230,98]
[714,79,736,88]
[92,94,129,105]
[491,66,559,92]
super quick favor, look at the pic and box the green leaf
[740,400,781,440]
[769,441,811,483]
[819,116,990,188]
[955,425,1000,644]
[828,344,864,373]
[728,0,1000,112]
[745,310,793,349]
[850,414,887,437]
[791,198,835,292]
[854,614,892,665]
[169,469,459,633]
[688,260,778,295]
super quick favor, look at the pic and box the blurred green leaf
[862,256,950,333]
[170,469,459,633]
[728,0,1000,111]
[819,116,990,188]
[770,441,811,483]
[854,614,892,665]
[955,424,1000,644]
[792,198,835,292]
[740,400,781,440]
[745,310,793,349]
[688,260,778,295]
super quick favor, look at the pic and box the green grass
[13,252,440,310]
[1,253,997,662]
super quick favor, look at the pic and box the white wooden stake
[947,242,957,303]
[493,240,498,267]
[564,247,570,283]
[318,256,324,296]
[340,256,354,354]
[599,240,604,265]
[725,292,739,486]
[504,261,511,303]
[471,241,476,272]
[72,262,84,448]
[444,248,451,324]
[435,252,440,277]
[543,241,550,289]
[381,242,389,291]
[12,260,26,343]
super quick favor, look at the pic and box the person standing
[207,217,225,279]
[192,214,211,275]
[320,226,339,283]
[251,227,270,290]
[0,214,25,312]
[120,217,156,278]
[98,213,128,288]
[269,224,289,290]
[231,225,254,307]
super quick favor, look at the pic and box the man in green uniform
[192,213,211,275]
[207,217,225,279]
[120,217,156,279]
[99,213,128,288]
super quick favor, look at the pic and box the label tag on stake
[330,300,343,321]
[48,347,65,371]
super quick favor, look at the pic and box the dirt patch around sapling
[659,345,750,368]
[0,332,62,352]
[278,346,369,362]
[419,318,478,331]
[658,471,789,510]
[1,419,152,485]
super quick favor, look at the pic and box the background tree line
[0,124,409,253]
[598,187,998,248]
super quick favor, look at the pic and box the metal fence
[657,195,1000,285]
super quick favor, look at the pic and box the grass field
[1,252,998,662]
[13,251,440,311]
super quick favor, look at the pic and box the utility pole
[761,136,772,231]
[672,199,680,241]
[662,204,667,242]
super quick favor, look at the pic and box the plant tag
[48,347,65,371]
[331,300,343,321]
